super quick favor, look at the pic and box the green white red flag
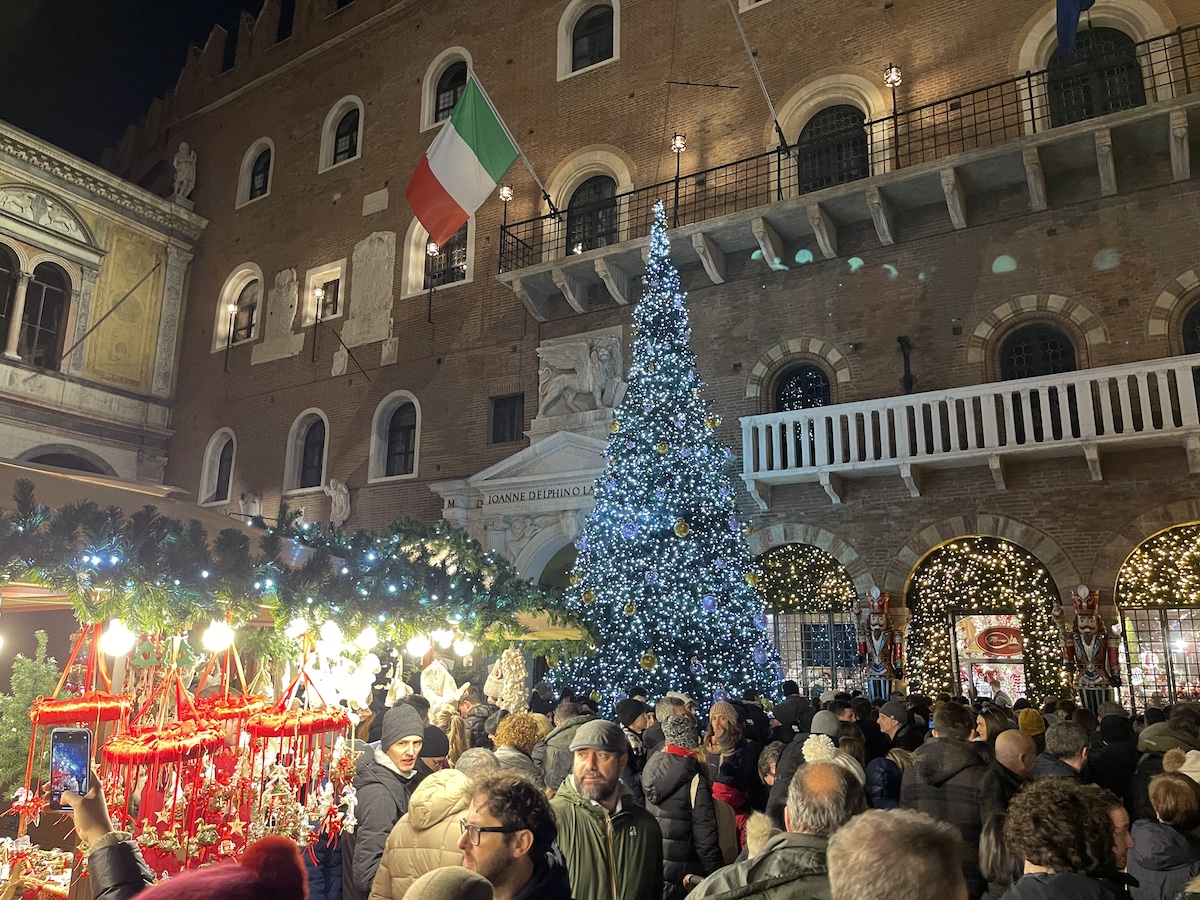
[406,76,519,246]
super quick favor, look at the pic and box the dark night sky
[0,0,263,163]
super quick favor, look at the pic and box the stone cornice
[0,121,207,243]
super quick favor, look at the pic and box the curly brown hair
[1004,778,1115,874]
[494,711,540,754]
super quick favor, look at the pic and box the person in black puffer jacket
[1087,715,1139,803]
[644,715,725,900]
[459,686,499,749]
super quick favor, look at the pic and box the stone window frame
[236,138,275,209]
[557,0,620,82]
[301,258,347,326]
[319,96,364,173]
[543,146,635,261]
[368,390,422,483]
[966,294,1105,383]
[283,407,330,495]
[400,215,474,299]
[745,338,852,415]
[421,47,474,132]
[738,0,774,10]
[199,428,237,506]
[211,263,264,352]
[1147,269,1200,355]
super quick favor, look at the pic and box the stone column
[3,272,31,359]
[67,267,99,377]
[151,245,192,398]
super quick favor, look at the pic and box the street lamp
[499,183,513,229]
[884,63,903,171]
[311,284,325,361]
[671,132,686,226]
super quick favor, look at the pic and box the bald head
[995,729,1037,780]
[784,761,866,838]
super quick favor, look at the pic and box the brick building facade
[105,0,1200,706]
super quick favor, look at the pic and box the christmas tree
[554,201,778,711]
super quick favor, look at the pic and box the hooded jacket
[1126,819,1200,900]
[495,744,545,785]
[465,702,499,749]
[367,768,472,900]
[549,774,663,900]
[999,872,1127,899]
[643,747,725,900]
[343,750,425,900]
[543,713,597,790]
[513,848,575,900]
[1129,724,1200,821]
[689,831,832,900]
[901,737,1004,900]
[864,756,902,809]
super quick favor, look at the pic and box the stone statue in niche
[537,333,626,417]
[325,478,351,528]
[239,492,262,517]
[172,142,197,202]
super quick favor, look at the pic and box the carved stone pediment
[0,183,95,246]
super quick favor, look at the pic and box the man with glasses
[457,772,572,900]
[550,719,662,900]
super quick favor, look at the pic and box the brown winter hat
[709,701,739,724]
[1018,708,1046,737]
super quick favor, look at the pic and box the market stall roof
[0,458,266,608]
[492,611,583,642]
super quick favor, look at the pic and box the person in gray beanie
[643,715,725,899]
[765,708,862,829]
[344,704,426,900]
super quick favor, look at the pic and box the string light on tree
[1116,523,1200,607]
[758,543,856,613]
[553,201,778,710]
[906,537,1070,703]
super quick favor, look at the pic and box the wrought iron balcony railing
[500,23,1200,273]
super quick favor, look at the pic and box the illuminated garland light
[759,543,856,613]
[906,537,1071,704]
[1117,523,1200,608]
[553,201,779,711]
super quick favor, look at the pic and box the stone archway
[748,522,875,594]
[1092,499,1200,602]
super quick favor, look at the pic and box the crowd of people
[17,678,1200,900]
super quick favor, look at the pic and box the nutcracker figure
[856,588,903,702]
[1061,585,1121,713]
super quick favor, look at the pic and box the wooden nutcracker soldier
[856,588,903,702]
[1061,585,1121,713]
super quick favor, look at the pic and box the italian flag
[407,77,519,247]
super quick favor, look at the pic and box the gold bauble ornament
[610,420,621,433]
[745,572,760,587]
[646,363,656,373]
[674,519,691,537]
[640,652,658,671]
[745,522,755,535]
[624,602,637,616]
[590,690,602,702]
[705,415,722,429]
[582,589,596,605]
[655,442,669,454]
[569,573,580,585]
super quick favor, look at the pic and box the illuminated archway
[759,542,862,698]
[906,536,1071,703]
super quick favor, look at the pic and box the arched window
[369,392,421,480]
[333,109,359,164]
[999,324,1077,380]
[27,452,106,474]
[1000,323,1078,443]
[565,176,618,254]
[250,149,271,200]
[386,403,417,476]
[200,429,236,504]
[435,61,468,123]
[1182,302,1200,355]
[572,5,614,72]
[230,279,261,345]
[21,264,69,368]
[300,419,325,489]
[797,105,869,193]
[0,246,18,334]
[425,222,468,289]
[1048,27,1146,127]
[775,364,832,411]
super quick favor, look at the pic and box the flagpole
[469,70,562,216]
[725,0,789,154]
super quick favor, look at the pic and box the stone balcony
[497,26,1200,320]
[740,353,1200,508]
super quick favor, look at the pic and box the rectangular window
[424,224,468,290]
[303,260,347,325]
[317,279,340,320]
[489,394,524,444]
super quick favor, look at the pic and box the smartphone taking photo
[48,728,91,811]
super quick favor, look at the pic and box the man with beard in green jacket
[550,718,663,900]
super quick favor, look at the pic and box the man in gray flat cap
[549,718,663,900]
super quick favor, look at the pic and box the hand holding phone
[48,728,91,811]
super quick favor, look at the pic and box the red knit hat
[139,837,309,900]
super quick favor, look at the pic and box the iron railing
[500,23,1200,272]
